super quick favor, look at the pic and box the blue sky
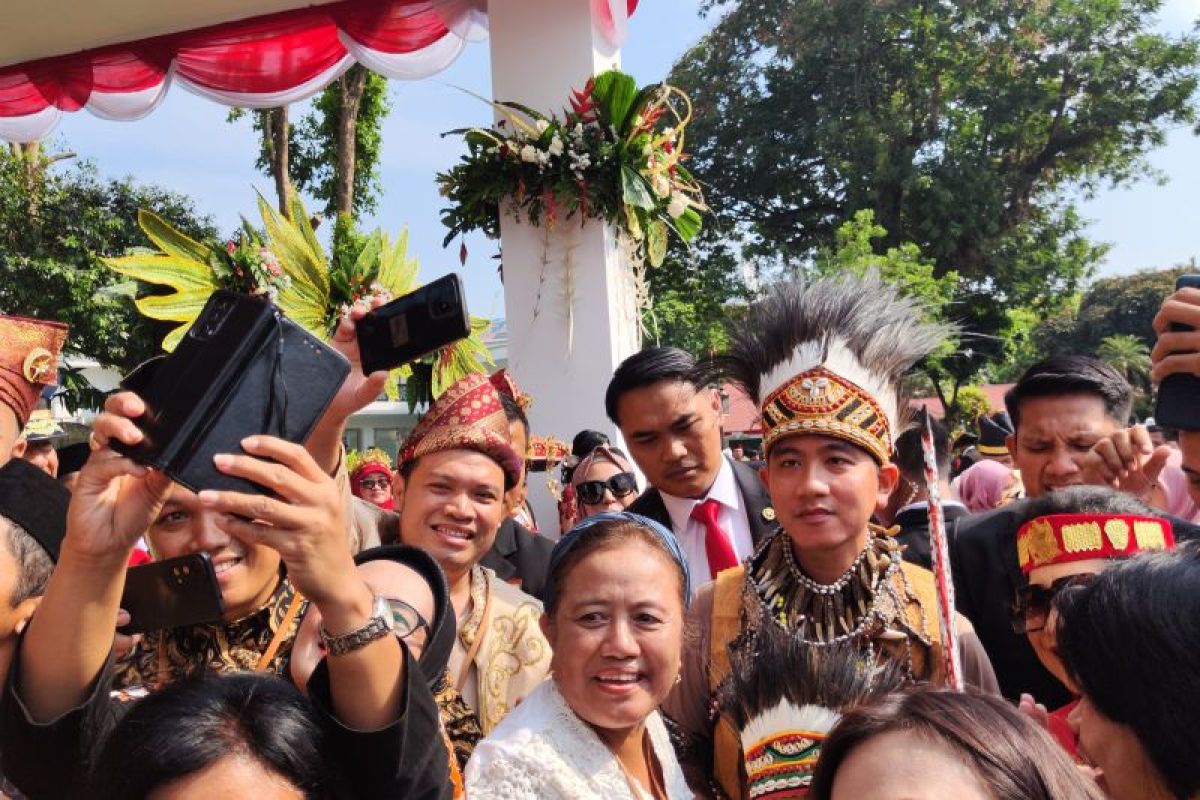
[42,0,1200,317]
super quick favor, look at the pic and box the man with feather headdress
[663,274,997,798]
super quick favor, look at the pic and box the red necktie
[692,498,738,578]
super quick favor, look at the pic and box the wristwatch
[318,594,391,657]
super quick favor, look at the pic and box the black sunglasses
[577,472,638,505]
[359,476,392,490]
[1010,573,1096,634]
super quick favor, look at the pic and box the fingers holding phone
[67,392,172,563]
[201,436,359,610]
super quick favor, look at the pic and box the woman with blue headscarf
[465,512,694,799]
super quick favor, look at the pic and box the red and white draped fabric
[0,0,639,143]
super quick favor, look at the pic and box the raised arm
[203,436,403,729]
[19,392,172,721]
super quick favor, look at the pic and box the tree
[0,148,218,377]
[1031,265,1193,357]
[226,108,293,213]
[1097,334,1152,390]
[646,234,750,355]
[665,0,1197,372]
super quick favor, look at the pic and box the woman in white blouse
[465,512,693,799]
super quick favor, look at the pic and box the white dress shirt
[660,456,755,592]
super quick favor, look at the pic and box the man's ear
[1006,434,1017,459]
[10,438,26,460]
[10,595,40,637]
[876,463,901,513]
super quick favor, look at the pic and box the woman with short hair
[1057,543,1200,800]
[465,512,692,798]
[809,688,1105,800]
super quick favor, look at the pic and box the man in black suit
[886,416,969,570]
[951,355,1200,707]
[479,389,553,601]
[604,348,775,590]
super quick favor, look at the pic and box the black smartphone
[118,553,225,635]
[115,291,350,494]
[1154,274,1200,430]
[357,274,471,375]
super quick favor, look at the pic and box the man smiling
[664,276,995,798]
[389,373,551,749]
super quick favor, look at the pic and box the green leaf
[135,289,215,322]
[593,70,639,133]
[621,166,655,210]
[377,227,420,297]
[671,207,703,242]
[137,209,212,264]
[647,220,668,267]
[103,253,217,292]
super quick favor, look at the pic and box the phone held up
[118,552,225,635]
[1155,274,1200,430]
[114,291,350,495]
[356,274,472,375]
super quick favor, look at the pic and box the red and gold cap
[399,373,522,487]
[1017,513,1175,573]
[489,368,532,411]
[0,315,68,428]
[347,447,393,484]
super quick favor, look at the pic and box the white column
[488,0,640,535]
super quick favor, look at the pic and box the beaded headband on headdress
[702,275,949,465]
[1017,513,1175,573]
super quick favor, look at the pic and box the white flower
[535,119,550,134]
[537,150,551,166]
[651,173,671,198]
[667,193,689,219]
[548,135,564,157]
[573,123,584,137]
[520,144,539,163]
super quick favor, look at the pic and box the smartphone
[1154,274,1200,430]
[357,274,471,375]
[118,553,225,635]
[115,291,350,494]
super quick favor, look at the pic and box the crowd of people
[0,272,1198,798]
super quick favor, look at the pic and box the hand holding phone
[1152,275,1200,429]
[356,274,471,375]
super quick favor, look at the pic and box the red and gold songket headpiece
[1017,513,1175,573]
[0,314,68,427]
[399,372,523,487]
[710,274,949,463]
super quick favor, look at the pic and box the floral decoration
[437,69,706,270]
[103,193,493,399]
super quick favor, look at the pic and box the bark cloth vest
[707,553,946,799]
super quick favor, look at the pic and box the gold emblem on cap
[762,507,776,522]
[22,348,54,383]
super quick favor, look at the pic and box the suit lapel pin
[762,507,776,522]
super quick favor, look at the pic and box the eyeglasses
[576,472,638,505]
[360,476,392,490]
[381,596,432,643]
[1010,573,1095,634]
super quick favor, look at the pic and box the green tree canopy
[659,0,1198,366]
[0,149,217,375]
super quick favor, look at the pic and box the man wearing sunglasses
[605,347,775,591]
[1007,486,1175,757]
